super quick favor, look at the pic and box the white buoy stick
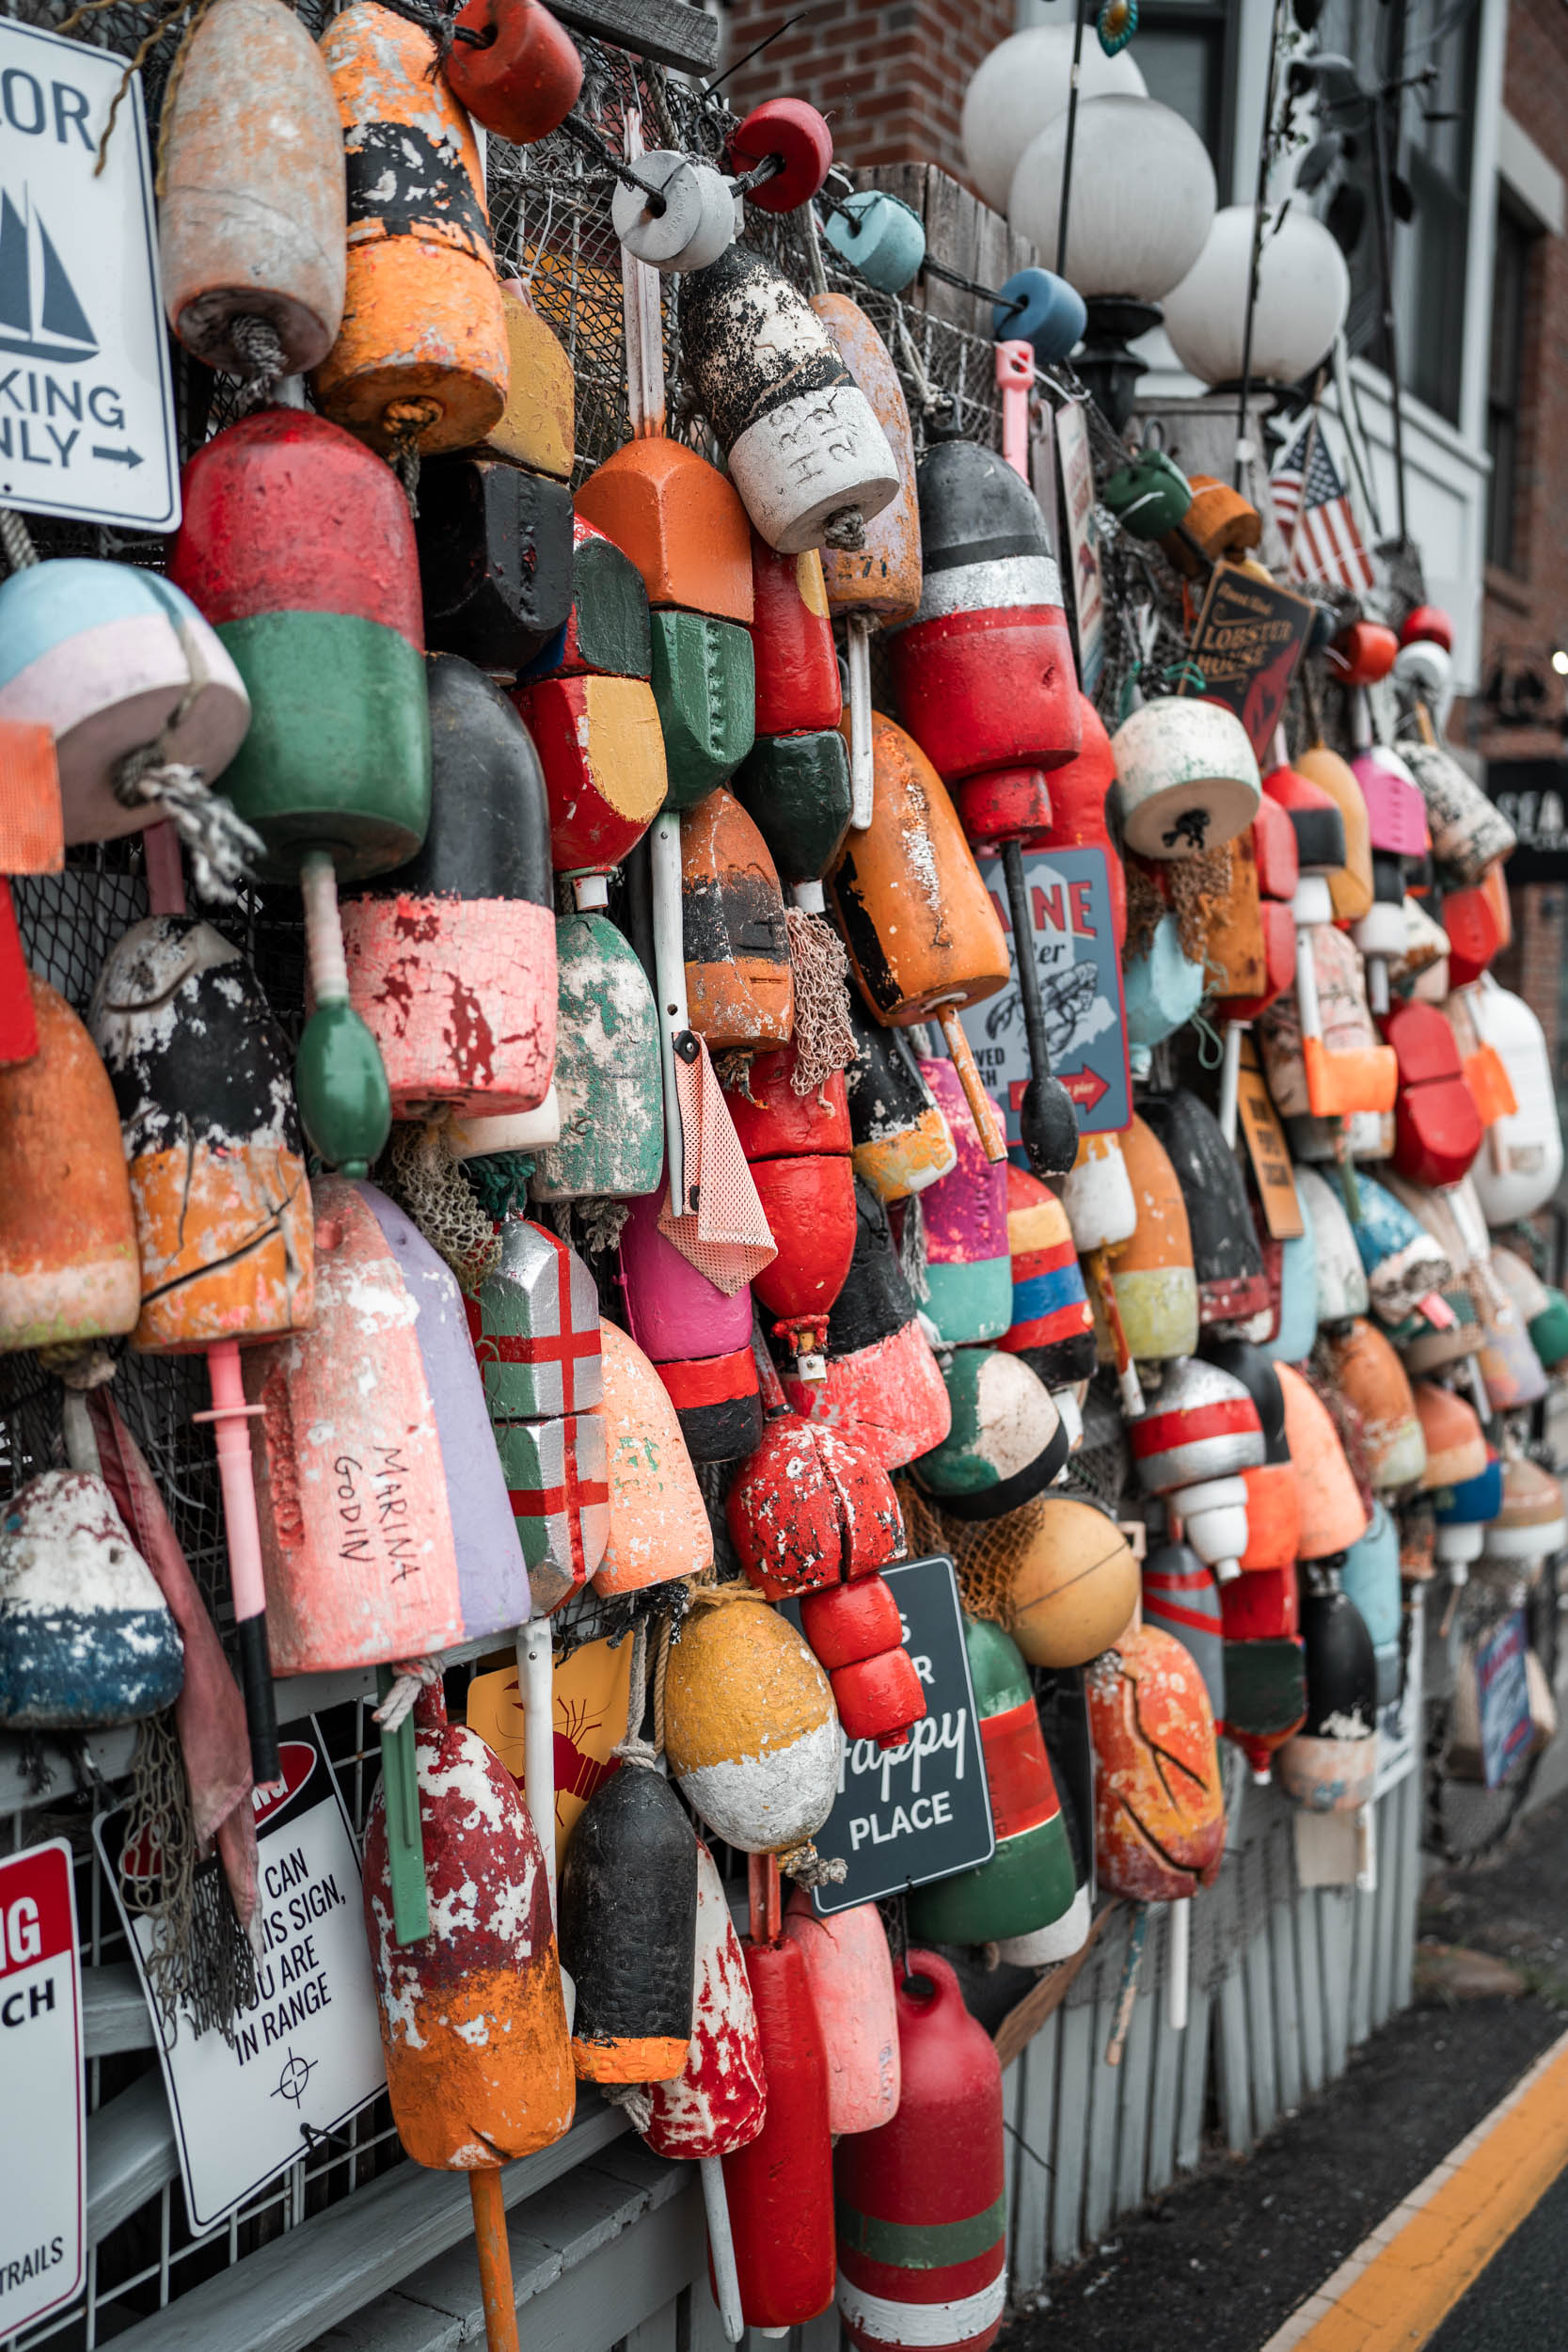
[700,2156,746,2344]
[847,613,875,831]
[650,811,689,1213]
[1166,1900,1190,2033]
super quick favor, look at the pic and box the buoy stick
[846,612,875,831]
[517,1617,558,1915]
[1086,1244,1144,1417]
[747,1851,782,1946]
[1217,1020,1244,1149]
[1001,836,1076,1172]
[1104,1902,1148,2066]
[701,2155,746,2344]
[1166,1900,1191,2033]
[1356,1799,1377,1895]
[375,1663,432,1945]
[143,824,282,1784]
[469,2170,521,2352]
[936,1005,1007,1163]
[1053,0,1089,278]
[650,811,689,1214]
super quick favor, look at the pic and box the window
[1487,202,1534,574]
[1314,0,1479,424]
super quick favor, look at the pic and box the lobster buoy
[663,1594,843,1855]
[341,658,556,1118]
[912,1349,1067,1519]
[363,1678,572,2163]
[1112,699,1260,860]
[916,1059,1012,1344]
[683,244,900,554]
[1141,1537,1225,1721]
[1088,1624,1226,1899]
[618,1184,763,1464]
[835,1952,1007,2352]
[0,1472,183,1728]
[558,1762,699,2083]
[723,1927,836,2328]
[843,993,957,1204]
[1340,1502,1402,1708]
[1000,1166,1096,1386]
[974,1491,1140,1669]
[1297,1166,1370,1326]
[1198,1336,1299,1574]
[530,908,662,1201]
[906,1617,1074,1947]
[782,1891,900,2136]
[415,456,573,676]
[1277,1363,1370,1561]
[1319,1319,1425,1493]
[823,188,926,292]
[1276,1564,1379,1812]
[467,1216,610,1612]
[1100,1115,1199,1363]
[158,0,345,376]
[1463,982,1563,1226]
[727,98,835,214]
[1129,1355,1263,1583]
[1347,1172,1453,1327]
[1383,1001,1483,1188]
[1258,1171,1322,1367]
[782,1182,952,1468]
[515,672,667,878]
[595,1317,713,1597]
[481,279,577,480]
[725,1044,857,1375]
[682,789,794,1049]
[314,1,508,458]
[1143,1089,1269,1327]
[643,1841,767,2160]
[748,533,843,739]
[611,150,736,276]
[0,977,139,1354]
[650,606,756,812]
[440,0,582,146]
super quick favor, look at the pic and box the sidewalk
[999,1788,1568,2352]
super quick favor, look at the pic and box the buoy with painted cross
[314,1,508,460]
[341,657,556,1120]
[835,1949,1007,2352]
[466,1216,609,1613]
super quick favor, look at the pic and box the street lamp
[1160,202,1351,392]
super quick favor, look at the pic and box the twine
[372,1657,442,1735]
[784,907,856,1096]
[228,313,288,408]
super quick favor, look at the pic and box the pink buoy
[783,1889,900,2137]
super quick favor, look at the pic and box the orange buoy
[594,1318,713,1596]
[1088,1624,1226,1900]
[159,0,346,378]
[682,789,794,1049]
[314,1,508,458]
[1100,1116,1199,1363]
[0,975,140,1355]
[1276,1363,1370,1559]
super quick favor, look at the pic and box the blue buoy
[993,268,1087,364]
[822,190,926,294]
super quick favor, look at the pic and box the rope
[891,299,951,426]
[38,1342,118,1390]
[784,906,855,1096]
[371,1657,442,1735]
[228,313,287,408]
[612,1617,659,1766]
[112,751,263,903]
[779,1838,847,1887]
[386,400,441,517]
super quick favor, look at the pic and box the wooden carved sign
[780,1555,993,1916]
[1179,562,1316,763]
[1234,1034,1305,1238]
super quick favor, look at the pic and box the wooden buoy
[466,1216,610,1612]
[725,1044,857,1374]
[912,1349,1067,1520]
[558,1762,699,2082]
[415,457,573,676]
[159,0,345,376]
[749,534,842,738]
[652,610,757,812]
[1296,1165,1370,1326]
[1123,909,1205,1074]
[999,1166,1096,1387]
[0,976,140,1354]
[643,1835,767,2150]
[1341,1502,1402,1707]
[727,98,834,213]
[1293,741,1373,922]
[0,562,250,851]
[1276,1362,1370,1560]
[341,657,555,1118]
[576,438,753,625]
[835,1952,1007,2352]
[1008,691,1127,943]
[530,909,662,1201]
[479,279,576,478]
[1129,1355,1263,1583]
[1101,1115,1199,1364]
[1276,1564,1378,1812]
[595,1317,713,1597]
[782,1891,900,2137]
[515,673,667,878]
[1463,981,1563,1226]
[1384,1001,1482,1188]
[843,993,957,1203]
[907,1616,1075,1946]
[0,1472,182,1728]
[90,915,313,1351]
[663,1594,843,1856]
[314,1,508,458]
[916,1059,1012,1344]
[1257,1176,1321,1369]
[520,511,648,681]
[1088,1625,1225,1899]
[813,292,921,828]
[1112,700,1260,860]
[723,1916,836,2329]
[1143,1089,1269,1328]
[829,711,1011,1160]
[441,0,582,145]
[1199,1335,1300,1573]
[781,1181,952,1468]
[682,245,900,554]
[1346,1173,1451,1327]
[1142,1537,1225,1721]
[167,405,432,1170]
[681,789,794,1049]
[618,1186,764,1464]
[363,1677,573,2163]
[1320,1319,1425,1492]
[1443,864,1513,989]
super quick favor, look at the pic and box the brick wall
[720,0,1015,182]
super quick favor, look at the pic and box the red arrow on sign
[1063,1067,1110,1111]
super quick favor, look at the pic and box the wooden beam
[549,0,719,73]
[991,1899,1119,2072]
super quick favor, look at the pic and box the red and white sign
[0,1839,84,2337]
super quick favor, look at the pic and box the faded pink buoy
[783,1888,900,2137]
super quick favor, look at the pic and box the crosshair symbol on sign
[273,2048,318,2107]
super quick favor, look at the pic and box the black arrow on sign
[91,445,143,469]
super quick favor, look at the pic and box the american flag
[1269,421,1377,593]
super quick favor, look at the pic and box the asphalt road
[1425,2164,1568,2350]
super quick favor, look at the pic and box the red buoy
[726,1041,857,1374]
[835,1950,1006,2352]
[721,1930,836,2330]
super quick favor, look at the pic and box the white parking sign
[0,1839,85,2340]
[0,18,179,530]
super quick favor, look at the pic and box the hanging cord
[372,1656,443,1735]
[227,314,288,411]
[385,400,441,518]
[892,299,954,433]
[113,619,266,902]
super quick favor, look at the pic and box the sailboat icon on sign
[0,187,97,364]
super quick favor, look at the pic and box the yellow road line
[1259,2026,1568,2352]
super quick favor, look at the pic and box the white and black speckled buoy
[0,1470,183,1728]
[680,244,900,555]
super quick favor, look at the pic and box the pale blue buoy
[993,268,1086,364]
[1123,912,1203,1076]
[822,191,926,294]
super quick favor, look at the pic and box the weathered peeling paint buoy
[0,1471,183,1728]
[663,1593,843,1856]
[558,1762,698,2084]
